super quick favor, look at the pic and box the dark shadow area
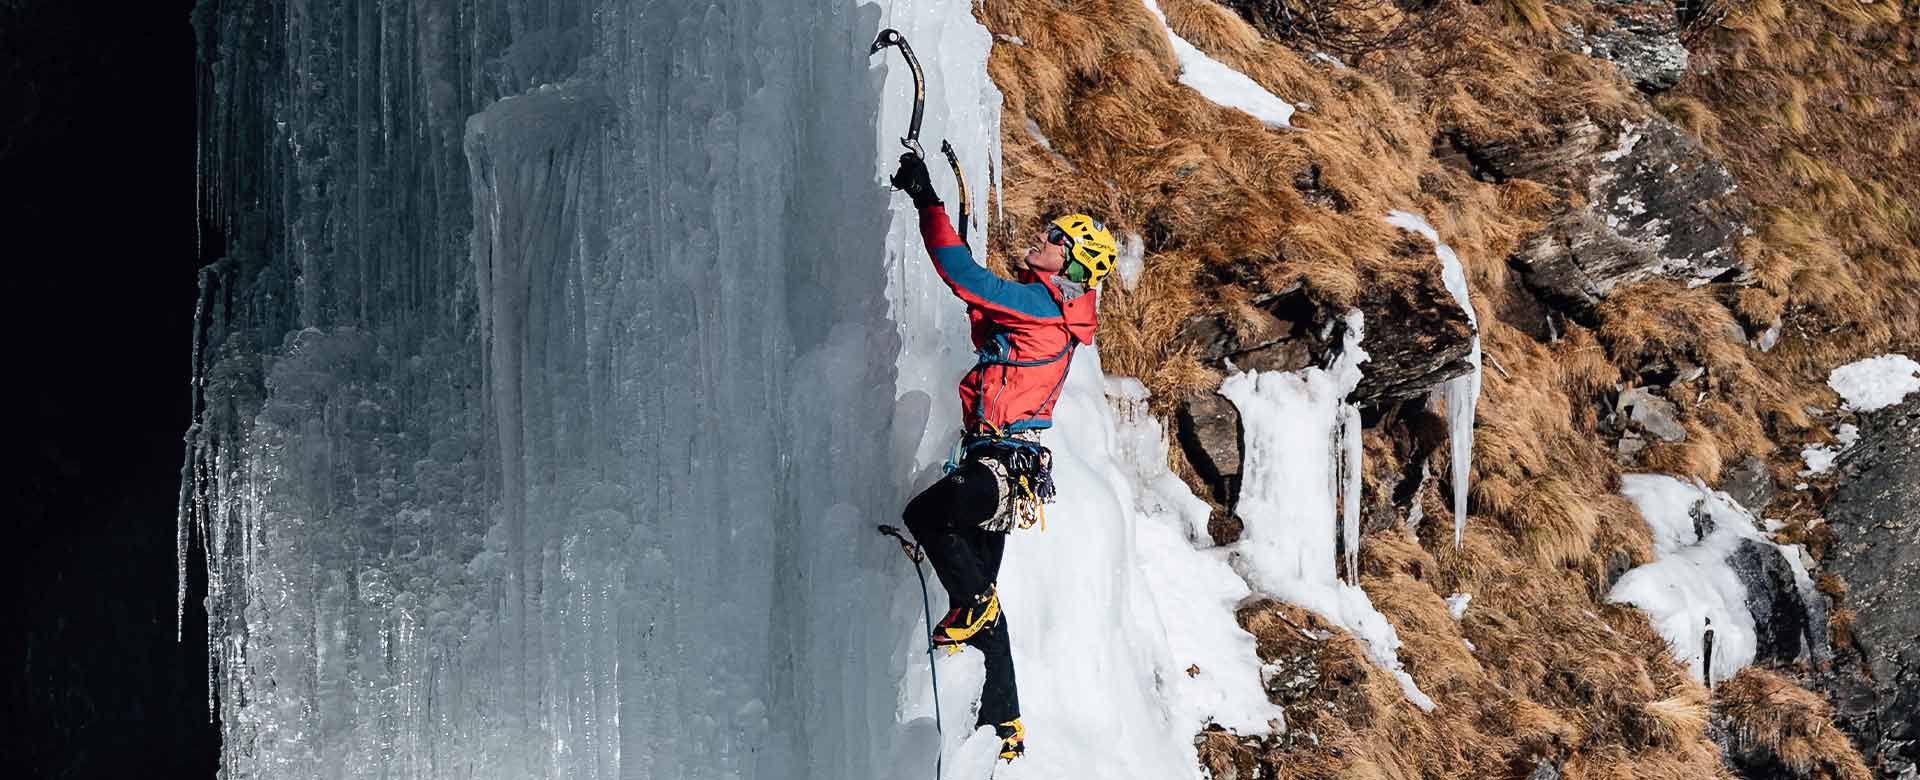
[1,1,217,777]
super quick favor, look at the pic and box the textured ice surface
[1139,0,1297,128]
[183,0,980,777]
[1386,210,1479,546]
[1219,314,1436,711]
[1608,475,1817,685]
[1110,378,1285,737]
[1827,354,1920,412]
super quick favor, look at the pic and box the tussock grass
[1716,669,1874,780]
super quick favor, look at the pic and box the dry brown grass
[1715,669,1873,780]
[977,0,1915,774]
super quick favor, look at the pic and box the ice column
[1387,211,1479,546]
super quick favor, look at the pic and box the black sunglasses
[1045,225,1074,247]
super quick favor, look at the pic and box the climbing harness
[946,321,1075,532]
[945,431,1058,533]
[878,524,946,780]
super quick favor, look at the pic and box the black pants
[904,460,1020,727]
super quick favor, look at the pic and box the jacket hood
[1032,271,1099,344]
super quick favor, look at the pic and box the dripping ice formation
[1607,475,1819,685]
[183,0,1011,775]
[1386,210,1480,546]
[1219,313,1436,711]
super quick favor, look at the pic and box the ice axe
[871,28,975,245]
[870,29,926,159]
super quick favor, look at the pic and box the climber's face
[1024,227,1068,274]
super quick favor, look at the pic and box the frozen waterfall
[182,0,1225,778]
[183,0,994,776]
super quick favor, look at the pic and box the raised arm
[892,153,1059,321]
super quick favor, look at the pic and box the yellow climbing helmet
[1048,213,1118,288]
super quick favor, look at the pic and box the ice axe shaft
[869,28,926,159]
[940,141,972,245]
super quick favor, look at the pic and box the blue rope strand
[907,547,944,780]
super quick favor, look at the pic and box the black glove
[890,152,942,209]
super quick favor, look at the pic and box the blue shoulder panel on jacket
[931,244,1062,320]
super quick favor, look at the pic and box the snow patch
[1139,0,1296,129]
[1446,593,1472,621]
[1800,422,1859,475]
[1110,378,1287,736]
[1828,354,1920,412]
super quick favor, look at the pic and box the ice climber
[889,152,1117,763]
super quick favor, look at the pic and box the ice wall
[183,1,985,777]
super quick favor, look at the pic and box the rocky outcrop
[1819,395,1920,779]
[1571,0,1690,92]
[1619,385,1688,441]
[1725,538,1826,668]
[1441,116,1751,322]
[1350,277,1476,407]
[1176,392,1243,508]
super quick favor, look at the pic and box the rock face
[1720,455,1777,515]
[1573,0,1690,92]
[1173,277,1473,410]
[1350,277,1476,407]
[1176,392,1243,507]
[1619,386,1688,442]
[1442,116,1751,322]
[1724,538,1825,668]
[1821,395,1920,779]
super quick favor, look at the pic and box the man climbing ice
[889,152,1116,763]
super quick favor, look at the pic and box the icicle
[1385,211,1479,547]
[1341,402,1362,583]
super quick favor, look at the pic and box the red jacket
[919,205,1098,434]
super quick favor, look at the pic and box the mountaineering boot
[995,718,1025,762]
[930,586,1000,649]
